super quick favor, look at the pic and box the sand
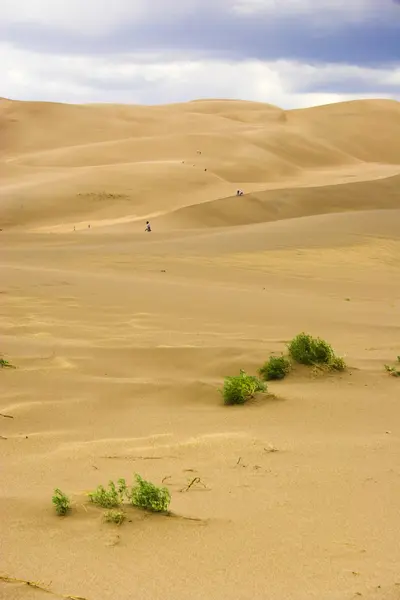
[1,96,400,600]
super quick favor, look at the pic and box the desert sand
[1,96,400,600]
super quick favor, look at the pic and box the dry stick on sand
[180,477,207,493]
[0,575,89,600]
[0,413,14,419]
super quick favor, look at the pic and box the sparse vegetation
[52,489,70,516]
[288,332,346,371]
[259,355,291,381]
[330,355,347,371]
[103,509,126,525]
[89,479,127,508]
[128,474,171,513]
[220,369,267,405]
[385,357,400,377]
[0,357,15,369]
[55,474,171,519]
[88,474,170,513]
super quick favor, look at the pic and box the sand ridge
[1,96,400,600]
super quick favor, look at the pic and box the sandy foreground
[1,97,400,600]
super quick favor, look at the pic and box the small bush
[104,509,125,525]
[259,355,291,381]
[385,364,400,378]
[89,479,127,508]
[288,332,346,371]
[128,474,171,513]
[52,489,70,516]
[0,357,15,369]
[220,369,267,405]
[330,355,347,371]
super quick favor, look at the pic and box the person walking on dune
[145,221,151,232]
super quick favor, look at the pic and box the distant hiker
[236,189,244,196]
[145,221,151,232]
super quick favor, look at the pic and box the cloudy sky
[1,0,399,108]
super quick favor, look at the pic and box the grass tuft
[52,489,70,516]
[0,357,15,369]
[103,509,126,525]
[385,363,400,378]
[128,474,171,513]
[220,369,267,405]
[89,479,127,508]
[259,355,291,381]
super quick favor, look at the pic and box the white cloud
[2,0,230,34]
[1,0,148,34]
[273,61,400,91]
[0,43,398,108]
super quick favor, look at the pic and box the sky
[1,0,399,109]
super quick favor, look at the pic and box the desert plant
[52,489,70,516]
[89,479,127,508]
[330,355,347,371]
[220,369,266,405]
[103,509,125,525]
[385,364,400,377]
[259,355,291,381]
[0,357,15,369]
[128,474,171,513]
[287,332,346,370]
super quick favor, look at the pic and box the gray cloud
[1,0,399,64]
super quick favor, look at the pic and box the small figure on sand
[145,221,151,232]
[236,189,244,196]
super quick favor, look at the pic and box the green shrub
[259,355,291,381]
[220,369,266,405]
[287,332,346,371]
[52,489,70,516]
[89,479,127,508]
[128,474,170,513]
[385,364,400,378]
[104,509,125,525]
[0,357,15,369]
[330,356,347,371]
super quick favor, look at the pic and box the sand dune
[1,97,400,600]
[1,97,400,231]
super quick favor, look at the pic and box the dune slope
[1,97,400,230]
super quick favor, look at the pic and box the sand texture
[1,97,400,600]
